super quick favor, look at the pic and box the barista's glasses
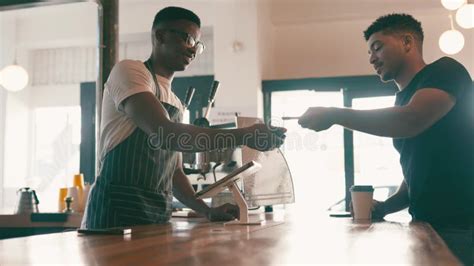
[165,29,205,55]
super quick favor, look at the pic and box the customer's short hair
[364,14,424,42]
[152,6,201,30]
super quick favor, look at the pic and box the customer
[298,14,473,264]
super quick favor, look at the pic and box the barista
[81,6,286,229]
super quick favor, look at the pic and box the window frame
[262,75,397,211]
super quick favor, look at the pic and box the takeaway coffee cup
[350,185,374,222]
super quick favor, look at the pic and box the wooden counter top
[0,210,460,265]
[0,213,83,228]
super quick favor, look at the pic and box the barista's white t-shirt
[99,60,184,168]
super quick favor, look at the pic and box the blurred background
[0,0,472,213]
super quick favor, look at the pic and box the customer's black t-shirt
[393,57,473,228]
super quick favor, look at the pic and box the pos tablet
[194,160,263,225]
[195,160,261,199]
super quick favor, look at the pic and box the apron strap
[144,59,160,98]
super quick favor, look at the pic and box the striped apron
[81,61,182,229]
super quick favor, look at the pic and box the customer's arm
[299,88,455,138]
[373,180,409,219]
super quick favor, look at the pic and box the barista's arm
[123,92,285,152]
[172,154,210,215]
[172,154,238,221]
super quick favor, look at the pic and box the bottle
[58,187,68,212]
[63,196,74,213]
[72,174,85,212]
[73,174,85,190]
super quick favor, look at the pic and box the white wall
[15,2,98,49]
[257,0,275,116]
[0,12,31,193]
[269,10,474,80]
[119,0,263,116]
[0,12,16,68]
[31,85,80,107]
[3,91,30,187]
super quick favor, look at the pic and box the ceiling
[268,0,445,26]
[118,0,447,26]
[7,0,447,26]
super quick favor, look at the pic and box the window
[0,2,96,213]
[264,76,399,212]
[2,106,81,212]
[272,91,345,212]
[352,96,403,200]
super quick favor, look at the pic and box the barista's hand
[244,123,287,151]
[349,199,387,221]
[298,107,338,132]
[206,203,240,222]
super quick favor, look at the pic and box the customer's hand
[298,107,337,132]
[350,200,387,221]
[371,200,387,220]
[206,203,239,222]
[244,123,287,151]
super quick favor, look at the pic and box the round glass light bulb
[441,0,467,10]
[1,64,29,92]
[439,29,465,55]
[456,4,474,29]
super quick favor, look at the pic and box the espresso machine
[180,81,295,211]
[182,80,239,182]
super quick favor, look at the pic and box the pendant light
[1,63,29,92]
[439,15,465,55]
[456,3,474,29]
[441,0,467,10]
[0,27,29,92]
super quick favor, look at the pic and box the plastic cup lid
[350,185,374,192]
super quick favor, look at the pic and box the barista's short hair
[152,6,201,30]
[364,13,424,43]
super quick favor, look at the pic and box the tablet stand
[224,181,262,226]
[194,161,263,225]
